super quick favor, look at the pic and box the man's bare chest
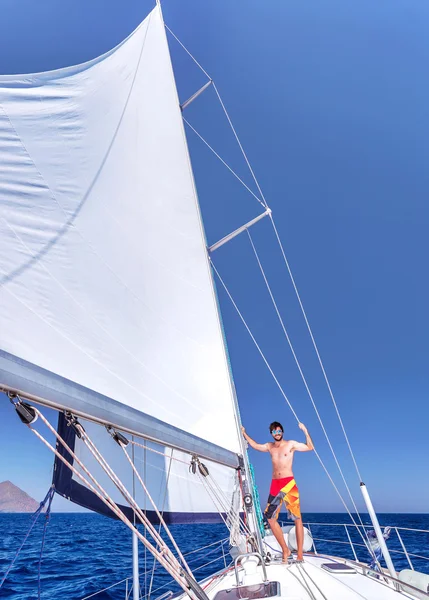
[270,443,293,463]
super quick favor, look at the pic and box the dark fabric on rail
[53,413,228,524]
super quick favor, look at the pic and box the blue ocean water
[0,512,428,599]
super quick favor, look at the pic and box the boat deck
[201,554,421,600]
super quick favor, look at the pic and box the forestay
[0,6,242,520]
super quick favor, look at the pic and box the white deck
[196,554,421,600]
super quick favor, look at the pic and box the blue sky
[0,0,428,514]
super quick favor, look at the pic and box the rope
[0,485,55,591]
[183,118,265,207]
[130,439,190,466]
[28,409,196,599]
[199,471,249,536]
[164,24,212,80]
[165,15,363,487]
[148,448,174,600]
[210,262,373,552]
[248,462,265,538]
[246,229,370,541]
[80,577,129,600]
[268,214,363,482]
[37,486,55,600]
[212,83,269,210]
[77,426,188,578]
[297,563,329,600]
[119,441,192,575]
[288,565,318,600]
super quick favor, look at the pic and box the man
[241,421,314,562]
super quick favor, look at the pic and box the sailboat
[1,2,428,599]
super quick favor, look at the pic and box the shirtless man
[241,421,314,562]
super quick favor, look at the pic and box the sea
[0,513,428,599]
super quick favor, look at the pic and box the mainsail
[0,5,244,522]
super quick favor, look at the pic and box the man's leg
[268,517,291,561]
[295,518,304,561]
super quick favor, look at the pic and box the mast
[157,1,263,555]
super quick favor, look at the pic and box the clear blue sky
[1,0,428,514]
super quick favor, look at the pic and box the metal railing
[81,523,429,599]
[80,537,230,600]
[279,521,429,575]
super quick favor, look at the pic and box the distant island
[0,481,40,513]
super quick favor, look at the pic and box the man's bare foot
[282,549,291,563]
[296,555,304,562]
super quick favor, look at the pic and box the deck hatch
[213,581,280,600]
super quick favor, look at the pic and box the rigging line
[130,440,190,466]
[288,566,318,600]
[80,576,130,600]
[33,410,186,581]
[27,415,195,598]
[78,428,182,571]
[210,258,299,421]
[164,25,267,212]
[148,448,174,600]
[212,83,269,210]
[210,262,372,551]
[200,468,249,533]
[143,440,147,600]
[297,564,329,600]
[119,442,192,575]
[269,213,363,482]
[303,562,369,600]
[131,442,248,534]
[183,118,265,207]
[37,486,55,600]
[164,18,361,487]
[200,470,250,535]
[183,538,229,557]
[196,472,232,532]
[164,25,212,80]
[246,229,369,538]
[134,435,248,536]
[191,40,362,482]
[0,485,54,590]
[194,468,247,534]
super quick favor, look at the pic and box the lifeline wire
[0,485,55,591]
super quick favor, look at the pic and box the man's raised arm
[241,426,269,452]
[291,423,315,452]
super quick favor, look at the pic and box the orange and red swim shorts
[264,476,301,521]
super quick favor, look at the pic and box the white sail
[0,5,242,471]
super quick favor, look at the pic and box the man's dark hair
[269,421,284,433]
